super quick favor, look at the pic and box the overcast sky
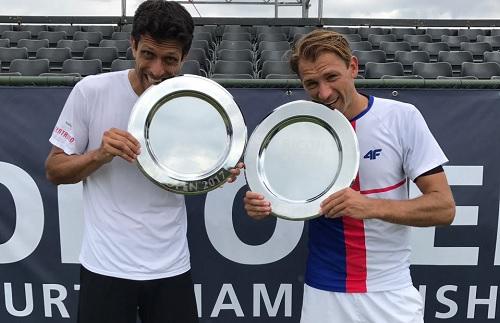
[3,0,500,19]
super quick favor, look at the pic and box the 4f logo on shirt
[364,149,382,160]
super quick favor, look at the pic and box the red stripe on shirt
[343,120,367,292]
[360,178,407,195]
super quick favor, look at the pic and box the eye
[304,82,317,90]
[327,74,338,81]
[142,50,154,59]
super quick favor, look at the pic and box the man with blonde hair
[244,29,455,323]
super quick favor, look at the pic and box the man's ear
[349,55,359,78]
[130,37,137,59]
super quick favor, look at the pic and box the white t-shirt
[305,95,448,292]
[49,70,190,280]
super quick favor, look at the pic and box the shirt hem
[305,280,413,293]
[81,262,191,281]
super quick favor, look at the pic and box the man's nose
[317,82,333,102]
[150,59,168,78]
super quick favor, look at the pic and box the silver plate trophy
[128,74,247,195]
[244,100,359,220]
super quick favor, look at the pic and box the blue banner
[0,86,499,322]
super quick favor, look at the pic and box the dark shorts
[77,266,198,323]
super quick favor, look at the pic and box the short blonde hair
[290,29,352,75]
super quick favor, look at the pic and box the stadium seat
[264,73,299,79]
[49,25,81,39]
[288,26,316,41]
[476,35,500,50]
[390,27,416,41]
[358,27,387,41]
[0,47,28,71]
[256,41,290,57]
[186,47,211,75]
[0,38,10,47]
[194,32,216,49]
[403,34,432,49]
[38,31,67,46]
[111,31,131,41]
[194,25,217,37]
[57,39,89,58]
[256,33,288,43]
[418,42,450,62]
[217,49,253,62]
[343,34,362,43]
[223,25,253,35]
[110,59,135,72]
[438,51,474,76]
[211,73,253,79]
[100,39,130,57]
[460,42,493,61]
[256,49,289,71]
[381,74,424,80]
[73,31,103,46]
[483,51,500,64]
[260,61,295,79]
[120,24,133,32]
[413,62,452,78]
[255,26,286,35]
[352,50,386,74]
[82,25,116,39]
[395,51,430,73]
[36,47,72,71]
[458,29,486,41]
[9,58,49,76]
[83,47,119,71]
[180,60,205,76]
[349,41,373,51]
[328,26,356,35]
[436,75,478,80]
[368,34,397,49]
[1,31,31,46]
[491,75,500,80]
[221,32,253,43]
[461,62,500,79]
[213,60,254,78]
[39,72,81,77]
[17,39,49,58]
[0,25,13,34]
[379,41,411,61]
[18,25,48,38]
[425,28,455,42]
[0,72,22,76]
[491,30,500,36]
[62,58,102,76]
[364,62,404,79]
[191,39,213,59]
[441,35,469,50]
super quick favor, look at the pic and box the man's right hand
[244,191,272,220]
[96,128,141,163]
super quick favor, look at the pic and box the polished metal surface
[128,74,247,194]
[244,100,359,220]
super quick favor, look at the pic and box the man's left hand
[319,187,373,220]
[226,162,245,183]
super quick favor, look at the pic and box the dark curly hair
[132,0,194,57]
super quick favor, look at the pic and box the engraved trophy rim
[128,74,247,195]
[244,100,359,220]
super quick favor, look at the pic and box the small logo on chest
[364,149,382,160]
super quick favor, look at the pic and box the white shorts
[300,284,424,323]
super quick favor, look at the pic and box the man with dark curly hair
[45,1,225,322]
